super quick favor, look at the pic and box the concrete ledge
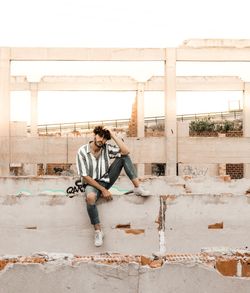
[1,176,250,256]
[1,251,250,293]
[1,176,250,291]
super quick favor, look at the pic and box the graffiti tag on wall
[182,165,208,176]
[66,179,86,197]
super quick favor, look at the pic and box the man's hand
[105,127,129,155]
[101,187,113,201]
[104,127,114,139]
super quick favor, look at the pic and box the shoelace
[95,232,102,241]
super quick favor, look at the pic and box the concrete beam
[8,42,250,62]
[10,48,165,61]
[176,48,250,61]
[10,75,244,91]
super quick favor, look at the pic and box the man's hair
[93,126,111,140]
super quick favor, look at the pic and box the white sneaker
[134,186,150,197]
[94,230,104,247]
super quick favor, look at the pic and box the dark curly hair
[93,126,111,140]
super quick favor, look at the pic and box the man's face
[94,134,107,148]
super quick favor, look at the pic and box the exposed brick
[226,164,244,179]
[208,222,223,229]
[0,260,8,271]
[115,223,131,229]
[241,258,250,277]
[216,258,238,276]
[124,229,144,235]
[149,259,163,268]
[141,255,152,266]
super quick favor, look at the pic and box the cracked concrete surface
[1,176,250,292]
[1,251,250,293]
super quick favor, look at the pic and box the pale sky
[1,0,249,124]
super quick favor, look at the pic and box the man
[76,125,150,247]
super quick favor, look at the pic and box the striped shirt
[76,141,121,182]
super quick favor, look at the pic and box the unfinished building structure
[1,40,250,292]
[1,39,250,179]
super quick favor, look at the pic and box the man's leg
[106,155,150,196]
[85,186,101,228]
[106,155,137,187]
[85,185,105,246]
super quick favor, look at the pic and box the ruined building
[1,40,250,292]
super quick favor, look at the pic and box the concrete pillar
[244,164,250,179]
[136,82,145,177]
[30,83,38,136]
[164,48,177,176]
[243,82,250,137]
[243,83,250,178]
[218,163,226,176]
[137,82,145,138]
[0,48,11,176]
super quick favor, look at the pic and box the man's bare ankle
[94,224,101,231]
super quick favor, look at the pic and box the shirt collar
[86,141,92,153]
[87,141,106,153]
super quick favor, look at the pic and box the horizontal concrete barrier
[1,176,250,292]
[0,176,250,255]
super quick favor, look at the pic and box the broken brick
[208,222,223,229]
[219,175,231,182]
[149,259,163,268]
[124,229,144,235]
[0,260,8,271]
[241,258,250,277]
[216,258,237,276]
[141,255,152,266]
[115,223,131,229]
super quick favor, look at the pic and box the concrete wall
[1,176,250,256]
[1,176,250,292]
[3,135,250,177]
[1,259,250,293]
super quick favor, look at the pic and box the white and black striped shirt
[76,141,121,182]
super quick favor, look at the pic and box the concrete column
[30,83,38,136]
[218,163,226,176]
[244,164,250,179]
[243,82,250,137]
[136,82,145,177]
[164,48,177,176]
[0,48,11,176]
[243,83,250,178]
[137,82,145,138]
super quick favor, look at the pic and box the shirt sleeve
[107,143,121,159]
[76,149,88,176]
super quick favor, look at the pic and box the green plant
[189,119,215,133]
[215,123,224,133]
[189,119,242,134]
[222,120,234,132]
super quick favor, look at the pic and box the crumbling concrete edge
[1,249,250,277]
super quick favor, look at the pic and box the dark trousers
[85,155,137,225]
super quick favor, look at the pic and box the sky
[1,0,250,124]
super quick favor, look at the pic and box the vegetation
[189,118,242,135]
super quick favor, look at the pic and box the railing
[27,110,243,136]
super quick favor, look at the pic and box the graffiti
[182,165,208,177]
[66,179,86,197]
[66,181,132,197]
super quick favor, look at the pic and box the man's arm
[82,175,113,200]
[109,130,129,155]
